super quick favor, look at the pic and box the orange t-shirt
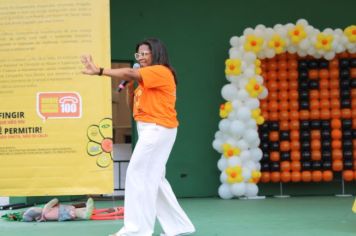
[133,65,178,128]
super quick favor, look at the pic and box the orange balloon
[279,110,289,121]
[290,110,299,120]
[330,89,339,99]
[278,91,289,101]
[311,130,321,139]
[343,170,354,181]
[278,100,289,111]
[312,171,322,182]
[280,120,289,131]
[267,70,278,81]
[332,160,343,171]
[320,109,330,120]
[331,129,342,140]
[351,68,356,78]
[322,170,333,182]
[310,90,320,100]
[270,171,281,182]
[279,81,289,91]
[330,109,341,119]
[319,89,330,100]
[288,70,298,81]
[310,109,320,120]
[311,150,322,161]
[269,112,279,121]
[332,149,343,160]
[270,151,280,162]
[290,140,300,151]
[329,79,339,90]
[329,59,339,69]
[267,80,278,91]
[311,140,321,151]
[299,110,310,120]
[280,161,291,172]
[291,151,301,161]
[310,99,320,110]
[291,161,301,172]
[290,120,299,130]
[331,119,341,129]
[261,111,269,120]
[320,99,330,109]
[290,130,300,141]
[288,53,298,60]
[277,53,288,61]
[269,91,278,101]
[289,100,299,111]
[280,141,291,152]
[331,140,342,149]
[319,69,329,80]
[281,171,291,183]
[352,90,356,98]
[308,69,319,79]
[352,109,356,118]
[301,171,312,182]
[319,79,329,90]
[261,172,271,183]
[268,100,279,112]
[289,90,299,100]
[353,119,356,129]
[269,131,279,141]
[330,99,340,109]
[260,100,268,111]
[267,61,278,71]
[291,171,301,182]
[341,109,352,119]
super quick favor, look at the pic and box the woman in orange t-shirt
[81,38,195,236]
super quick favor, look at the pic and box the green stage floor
[1,196,356,236]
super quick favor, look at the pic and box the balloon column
[212,19,356,199]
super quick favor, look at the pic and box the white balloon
[227,156,242,167]
[243,129,259,144]
[243,52,257,63]
[229,47,241,59]
[214,131,224,139]
[230,120,246,137]
[217,157,228,171]
[244,68,255,77]
[250,148,263,161]
[242,167,252,180]
[229,36,240,47]
[240,150,251,163]
[236,140,249,150]
[218,119,231,133]
[230,183,246,196]
[232,100,243,109]
[258,88,268,99]
[246,119,257,129]
[245,99,260,109]
[237,89,249,101]
[212,139,224,153]
[236,107,251,121]
[220,172,228,183]
[221,84,238,101]
[296,19,308,26]
[245,183,259,197]
[250,139,261,148]
[218,184,234,199]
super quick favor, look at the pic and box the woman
[81,38,195,236]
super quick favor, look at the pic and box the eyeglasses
[134,51,151,60]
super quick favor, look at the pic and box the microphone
[117,63,140,92]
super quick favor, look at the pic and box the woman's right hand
[81,54,100,75]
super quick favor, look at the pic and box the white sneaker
[160,230,195,236]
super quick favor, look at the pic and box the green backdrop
[110,0,356,197]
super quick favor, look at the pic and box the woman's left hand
[81,54,100,75]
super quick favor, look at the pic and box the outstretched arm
[38,198,58,221]
[80,55,142,82]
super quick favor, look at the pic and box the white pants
[117,122,195,236]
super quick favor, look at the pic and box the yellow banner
[0,0,113,196]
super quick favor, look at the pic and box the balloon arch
[212,19,356,199]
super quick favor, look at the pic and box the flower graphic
[219,101,233,118]
[226,166,243,183]
[268,34,286,54]
[288,24,307,44]
[222,143,241,158]
[244,35,264,53]
[344,25,356,43]
[87,118,113,168]
[251,108,265,125]
[245,78,264,98]
[225,59,242,75]
[315,33,334,51]
[249,170,262,183]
